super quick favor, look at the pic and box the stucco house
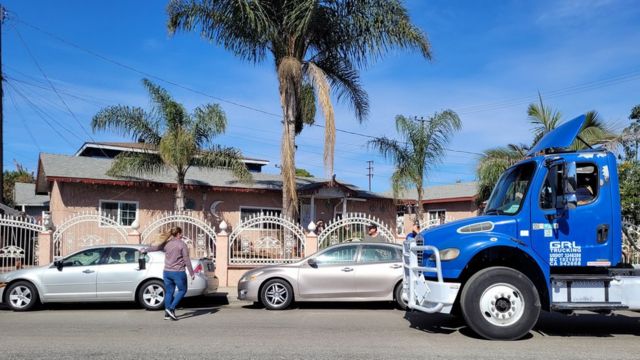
[13,182,49,218]
[390,181,480,234]
[35,142,396,233]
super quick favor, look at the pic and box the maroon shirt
[145,238,194,277]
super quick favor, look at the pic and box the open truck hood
[526,114,586,156]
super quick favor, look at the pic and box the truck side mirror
[557,161,578,211]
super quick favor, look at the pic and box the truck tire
[460,266,540,340]
[260,279,293,310]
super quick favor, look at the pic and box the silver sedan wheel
[9,284,34,310]
[142,283,165,308]
[265,283,289,307]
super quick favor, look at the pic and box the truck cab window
[576,163,598,205]
[540,164,564,210]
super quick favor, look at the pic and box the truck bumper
[403,239,460,314]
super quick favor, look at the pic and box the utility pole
[366,160,374,191]
[0,4,6,204]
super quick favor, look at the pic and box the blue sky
[2,0,639,192]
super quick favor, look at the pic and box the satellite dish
[209,200,223,219]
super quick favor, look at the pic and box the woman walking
[142,226,194,321]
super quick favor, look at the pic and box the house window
[100,200,138,226]
[428,210,446,225]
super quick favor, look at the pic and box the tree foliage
[3,163,35,207]
[369,111,461,225]
[92,78,251,210]
[475,97,614,205]
[167,0,431,217]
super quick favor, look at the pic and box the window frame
[358,244,401,264]
[99,200,139,227]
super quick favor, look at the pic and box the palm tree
[92,78,252,210]
[368,111,461,226]
[166,0,431,218]
[475,96,615,205]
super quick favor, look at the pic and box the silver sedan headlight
[240,270,264,282]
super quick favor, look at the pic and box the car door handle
[341,267,354,272]
[390,264,402,269]
[82,269,95,274]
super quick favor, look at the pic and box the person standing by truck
[142,226,194,321]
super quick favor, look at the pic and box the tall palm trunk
[278,57,301,219]
[416,186,424,227]
[176,172,186,211]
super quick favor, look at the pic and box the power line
[5,87,42,153]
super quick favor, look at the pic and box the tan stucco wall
[400,200,479,235]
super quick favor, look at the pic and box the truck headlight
[429,248,460,262]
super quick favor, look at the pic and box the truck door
[530,159,614,267]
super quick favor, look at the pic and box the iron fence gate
[52,212,129,258]
[0,215,44,273]
[140,212,216,259]
[317,213,395,249]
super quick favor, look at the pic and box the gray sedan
[238,242,406,310]
[0,244,218,311]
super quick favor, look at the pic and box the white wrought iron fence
[52,211,129,258]
[0,215,44,273]
[229,213,305,265]
[419,216,455,232]
[623,222,640,266]
[317,213,395,249]
[141,211,216,259]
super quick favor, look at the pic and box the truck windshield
[484,162,536,215]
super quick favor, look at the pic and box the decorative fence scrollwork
[229,213,305,265]
[623,222,640,265]
[141,211,216,258]
[0,215,44,273]
[52,212,128,258]
[317,213,395,249]
[419,216,455,232]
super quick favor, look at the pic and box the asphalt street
[1,290,640,360]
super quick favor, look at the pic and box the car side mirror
[307,258,318,268]
[54,260,63,271]
[557,161,578,212]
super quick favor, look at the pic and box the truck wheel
[6,281,39,311]
[460,267,540,340]
[260,279,293,310]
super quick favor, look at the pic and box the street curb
[207,287,249,306]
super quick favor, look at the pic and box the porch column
[310,196,316,225]
[215,230,229,287]
[342,196,347,215]
[37,230,52,264]
[305,231,318,257]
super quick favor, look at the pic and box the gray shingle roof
[14,183,49,206]
[383,181,478,201]
[37,153,389,199]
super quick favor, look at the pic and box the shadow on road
[240,301,402,311]
[534,311,640,337]
[404,310,640,340]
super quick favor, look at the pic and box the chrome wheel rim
[265,283,288,307]
[143,284,164,307]
[479,282,525,327]
[9,285,33,309]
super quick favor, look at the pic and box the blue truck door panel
[530,155,614,266]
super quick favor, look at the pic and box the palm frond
[295,83,317,134]
[192,103,227,147]
[528,93,562,144]
[159,128,197,172]
[305,62,336,177]
[314,56,368,121]
[167,0,272,63]
[192,145,253,183]
[142,79,189,131]
[91,105,161,144]
[106,152,165,178]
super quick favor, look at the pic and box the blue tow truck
[403,115,640,340]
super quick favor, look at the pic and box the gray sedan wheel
[6,281,38,311]
[137,280,165,311]
[394,282,408,310]
[260,279,293,310]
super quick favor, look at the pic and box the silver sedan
[0,244,218,311]
[238,242,406,310]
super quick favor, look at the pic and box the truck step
[551,302,628,311]
[550,274,613,281]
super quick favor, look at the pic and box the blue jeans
[163,270,188,311]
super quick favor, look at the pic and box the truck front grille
[416,236,424,265]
